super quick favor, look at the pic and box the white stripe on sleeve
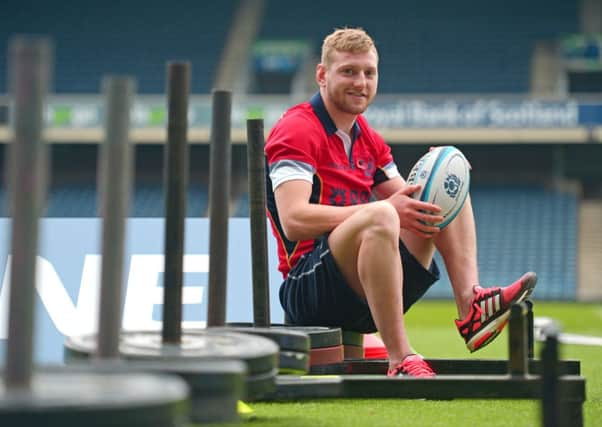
[269,160,315,190]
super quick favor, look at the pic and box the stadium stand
[233,192,250,217]
[426,186,578,300]
[45,184,97,217]
[0,0,237,94]
[255,0,578,93]
[40,184,210,218]
[132,184,209,217]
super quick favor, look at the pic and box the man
[265,27,536,377]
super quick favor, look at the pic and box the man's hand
[386,184,443,238]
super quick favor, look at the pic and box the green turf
[198,301,601,427]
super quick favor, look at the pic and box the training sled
[265,333,586,427]
[313,301,580,376]
[262,304,587,427]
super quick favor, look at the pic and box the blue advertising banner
[3,97,602,130]
[0,218,285,365]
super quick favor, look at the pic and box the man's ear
[316,63,326,87]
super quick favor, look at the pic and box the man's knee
[361,202,400,241]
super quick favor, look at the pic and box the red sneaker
[387,354,436,377]
[455,272,537,352]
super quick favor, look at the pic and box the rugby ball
[406,146,470,228]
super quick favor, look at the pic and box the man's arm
[373,176,444,238]
[275,178,443,242]
[372,175,407,200]
[274,179,365,242]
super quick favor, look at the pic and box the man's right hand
[386,185,444,238]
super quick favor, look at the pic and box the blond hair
[320,27,378,68]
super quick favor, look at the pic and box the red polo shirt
[265,93,399,277]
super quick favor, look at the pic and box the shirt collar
[310,92,361,139]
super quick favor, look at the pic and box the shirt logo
[356,158,375,177]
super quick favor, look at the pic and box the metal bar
[96,76,135,359]
[309,358,581,376]
[162,62,190,343]
[271,374,585,402]
[4,35,52,389]
[207,89,232,327]
[508,302,528,376]
[246,118,270,327]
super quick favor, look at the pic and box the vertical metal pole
[541,326,560,427]
[508,302,528,376]
[162,62,190,343]
[5,36,52,389]
[206,90,231,327]
[246,118,270,327]
[526,299,534,359]
[95,76,135,359]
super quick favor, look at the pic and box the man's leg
[327,201,412,368]
[429,195,537,352]
[432,195,479,319]
[399,195,478,320]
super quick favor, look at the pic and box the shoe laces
[473,285,498,301]
[390,355,435,377]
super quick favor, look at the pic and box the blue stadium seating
[426,186,578,300]
[233,192,250,217]
[39,184,208,217]
[258,0,578,93]
[45,184,97,217]
[130,184,209,217]
[0,0,578,94]
[0,0,236,94]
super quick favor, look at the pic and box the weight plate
[245,368,278,401]
[309,345,344,366]
[270,325,342,349]
[49,359,244,424]
[64,330,278,376]
[342,330,363,346]
[218,324,311,353]
[0,371,188,427]
[344,344,365,360]
[279,350,309,375]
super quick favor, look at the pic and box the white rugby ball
[406,146,470,228]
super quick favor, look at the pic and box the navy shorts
[279,236,440,333]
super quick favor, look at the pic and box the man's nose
[353,72,367,87]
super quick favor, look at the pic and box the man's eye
[343,69,354,75]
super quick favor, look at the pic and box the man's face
[317,49,378,116]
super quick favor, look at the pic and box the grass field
[202,301,601,427]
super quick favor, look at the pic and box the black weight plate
[47,360,244,424]
[217,324,311,353]
[279,350,309,375]
[64,330,278,376]
[245,368,278,401]
[53,359,246,398]
[269,325,342,349]
[342,330,363,346]
[0,371,188,427]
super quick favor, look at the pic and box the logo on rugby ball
[444,174,461,198]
